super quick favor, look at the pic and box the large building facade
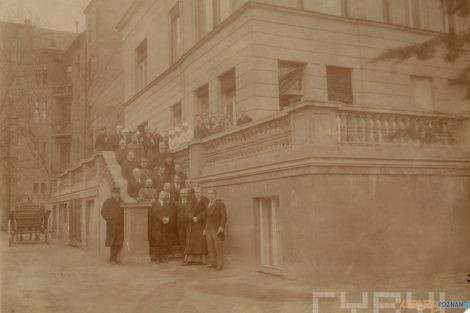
[49,0,470,284]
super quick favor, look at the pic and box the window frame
[195,84,210,117]
[326,65,354,104]
[171,101,183,128]
[278,60,306,110]
[219,69,236,126]
[135,39,148,92]
[169,2,182,64]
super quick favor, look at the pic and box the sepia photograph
[0,0,469,312]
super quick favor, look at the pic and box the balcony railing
[51,101,470,198]
[52,84,72,97]
[337,108,462,146]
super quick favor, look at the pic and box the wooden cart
[8,203,49,246]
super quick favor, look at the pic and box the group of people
[100,136,227,271]
[193,109,253,140]
[94,122,193,158]
[94,107,254,156]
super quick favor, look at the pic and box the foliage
[370,0,469,145]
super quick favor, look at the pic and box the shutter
[326,66,353,104]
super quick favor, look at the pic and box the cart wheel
[8,220,14,247]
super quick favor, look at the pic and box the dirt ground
[1,234,468,313]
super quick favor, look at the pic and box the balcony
[169,101,470,179]
[51,122,71,137]
[52,84,72,98]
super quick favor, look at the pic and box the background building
[0,20,76,229]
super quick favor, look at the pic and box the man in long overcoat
[183,187,208,265]
[149,191,172,263]
[204,189,227,271]
[100,187,124,264]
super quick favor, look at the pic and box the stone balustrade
[202,113,292,167]
[337,108,463,146]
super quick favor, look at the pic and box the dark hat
[111,187,120,194]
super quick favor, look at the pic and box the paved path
[1,234,468,313]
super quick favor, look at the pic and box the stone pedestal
[121,203,150,263]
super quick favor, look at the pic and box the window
[40,101,47,123]
[34,102,40,123]
[42,141,47,159]
[170,3,182,64]
[60,142,71,170]
[42,63,48,84]
[34,183,38,194]
[426,0,446,32]
[64,204,68,223]
[411,76,433,110]
[214,0,232,25]
[196,0,214,39]
[384,0,409,25]
[255,197,281,268]
[35,68,41,85]
[219,69,236,125]
[301,0,345,15]
[328,0,345,15]
[196,84,209,116]
[60,102,71,124]
[135,39,148,91]
[326,66,353,104]
[384,0,446,30]
[278,61,305,110]
[171,102,183,127]
[34,142,40,166]
[345,0,366,18]
[409,0,421,28]
[41,183,46,194]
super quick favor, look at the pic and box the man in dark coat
[163,155,175,180]
[114,140,128,165]
[163,182,178,250]
[172,175,183,202]
[121,151,137,181]
[185,178,197,204]
[183,187,208,265]
[176,188,191,260]
[152,142,168,169]
[151,166,168,192]
[174,163,187,184]
[106,125,123,151]
[100,187,124,264]
[139,158,152,182]
[149,191,172,263]
[127,168,143,199]
[203,189,227,271]
[95,127,107,151]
